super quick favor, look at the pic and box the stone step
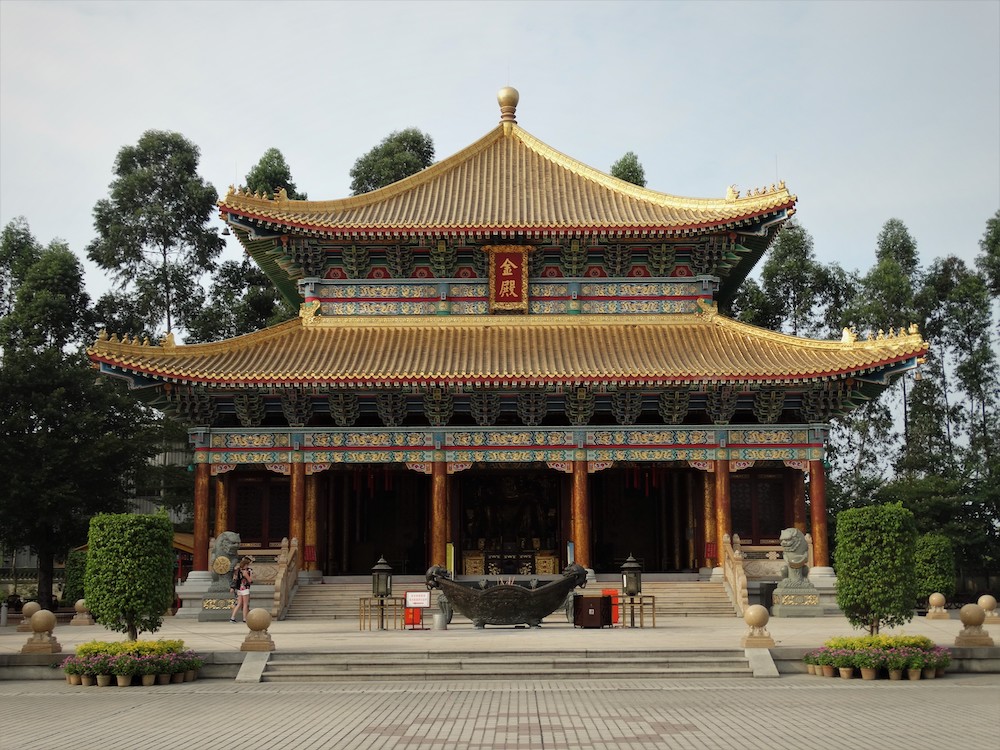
[260,649,753,682]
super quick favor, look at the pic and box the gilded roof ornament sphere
[498,86,519,123]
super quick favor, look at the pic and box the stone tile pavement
[1,612,998,750]
[0,673,997,749]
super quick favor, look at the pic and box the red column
[290,461,305,546]
[193,463,210,571]
[714,459,731,559]
[571,459,591,568]
[213,474,228,537]
[792,470,807,534]
[702,471,716,568]
[431,458,447,566]
[809,459,830,567]
[304,473,318,571]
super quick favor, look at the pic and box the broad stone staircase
[283,578,737,621]
[259,648,754,682]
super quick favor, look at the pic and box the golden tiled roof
[219,124,795,238]
[89,305,926,388]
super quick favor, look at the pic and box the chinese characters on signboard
[485,246,529,313]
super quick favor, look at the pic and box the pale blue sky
[2,0,998,300]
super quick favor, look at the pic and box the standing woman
[229,556,253,623]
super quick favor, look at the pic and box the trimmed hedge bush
[914,533,955,602]
[834,502,917,634]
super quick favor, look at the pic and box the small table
[359,596,405,630]
[620,595,656,628]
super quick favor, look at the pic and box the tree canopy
[610,151,647,187]
[244,147,307,200]
[86,130,224,335]
[349,128,434,195]
[0,220,160,607]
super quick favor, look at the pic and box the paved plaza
[1,613,998,749]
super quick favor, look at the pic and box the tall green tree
[757,221,828,336]
[185,257,295,343]
[610,151,647,187]
[86,130,224,334]
[974,209,999,297]
[0,229,158,608]
[349,128,434,195]
[244,147,307,199]
[0,217,42,318]
[875,218,919,281]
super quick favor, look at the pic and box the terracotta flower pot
[185,669,196,682]
[141,674,156,687]
[157,673,171,685]
[838,667,854,679]
[171,672,185,683]
[821,665,836,677]
[860,667,878,680]
[888,669,903,681]
[68,673,82,686]
[935,667,947,678]
[922,667,936,679]
[80,675,95,687]
[907,668,922,680]
[96,674,113,687]
[115,674,132,687]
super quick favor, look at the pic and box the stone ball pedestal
[925,592,950,620]
[977,594,998,624]
[70,599,95,626]
[240,607,275,652]
[954,603,995,647]
[21,608,62,654]
[16,601,40,632]
[740,604,775,648]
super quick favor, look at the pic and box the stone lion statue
[778,527,810,588]
[210,531,241,588]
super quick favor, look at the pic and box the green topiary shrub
[914,532,955,603]
[62,549,87,606]
[84,511,175,640]
[834,502,918,634]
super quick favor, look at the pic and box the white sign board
[405,590,431,608]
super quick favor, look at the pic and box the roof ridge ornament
[498,86,519,130]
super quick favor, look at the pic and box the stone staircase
[282,578,737,621]
[259,648,754,682]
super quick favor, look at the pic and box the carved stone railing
[271,537,299,620]
[722,533,749,616]
[731,533,814,580]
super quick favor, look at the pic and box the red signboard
[485,246,529,313]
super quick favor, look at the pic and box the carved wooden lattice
[559,239,587,277]
[290,239,326,277]
[800,383,848,422]
[342,245,370,279]
[706,386,738,425]
[517,392,547,426]
[529,248,546,277]
[603,244,632,277]
[423,388,453,427]
[611,390,643,425]
[471,246,488,277]
[430,240,457,278]
[168,385,217,426]
[376,392,408,427]
[470,392,502,427]
[328,392,360,427]
[648,243,676,277]
[564,387,595,426]
[385,245,414,279]
[753,390,785,425]
[280,389,313,428]
[234,391,266,428]
[658,389,690,424]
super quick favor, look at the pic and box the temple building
[89,87,927,591]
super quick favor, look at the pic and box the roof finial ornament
[498,86,519,126]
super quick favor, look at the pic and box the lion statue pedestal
[770,528,824,618]
[198,531,242,622]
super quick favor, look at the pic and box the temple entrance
[591,466,701,574]
[230,473,290,550]
[456,468,563,576]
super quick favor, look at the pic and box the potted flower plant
[884,647,907,680]
[905,648,926,680]
[929,646,951,678]
[61,655,84,685]
[111,652,138,687]
[852,648,883,680]
[831,648,855,679]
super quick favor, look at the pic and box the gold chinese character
[499,279,517,297]
[500,258,517,276]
